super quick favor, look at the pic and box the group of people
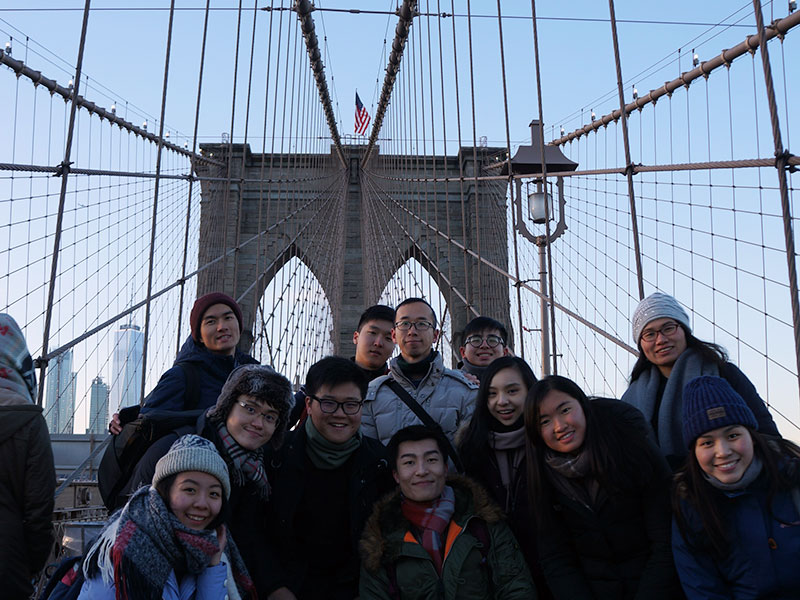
[1,288,798,599]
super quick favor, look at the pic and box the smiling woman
[524,375,682,599]
[672,376,800,599]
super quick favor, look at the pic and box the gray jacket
[361,353,478,445]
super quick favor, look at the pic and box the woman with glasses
[456,356,553,598]
[622,292,779,470]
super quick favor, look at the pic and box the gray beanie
[153,434,231,499]
[632,292,691,343]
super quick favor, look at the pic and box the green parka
[359,475,536,600]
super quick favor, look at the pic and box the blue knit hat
[682,376,758,447]
[632,292,691,344]
[153,434,231,499]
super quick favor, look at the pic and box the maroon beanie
[190,292,243,343]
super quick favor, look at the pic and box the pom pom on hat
[153,434,231,499]
[682,376,758,448]
[632,292,691,343]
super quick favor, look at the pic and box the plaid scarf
[400,485,456,575]
[216,422,271,499]
[84,486,256,600]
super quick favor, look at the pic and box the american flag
[355,92,371,136]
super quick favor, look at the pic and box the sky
[1,1,798,438]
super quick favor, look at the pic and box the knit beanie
[153,434,231,499]
[190,293,243,344]
[631,292,691,343]
[682,376,758,447]
[206,364,294,449]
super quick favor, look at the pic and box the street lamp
[501,120,578,375]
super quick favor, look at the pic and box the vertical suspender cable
[176,0,213,355]
[141,0,178,403]
[608,0,645,300]
[751,0,800,403]
[38,0,92,406]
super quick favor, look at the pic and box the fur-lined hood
[360,475,503,573]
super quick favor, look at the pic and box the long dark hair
[672,428,800,558]
[457,356,536,475]
[524,375,661,527]
[630,324,728,381]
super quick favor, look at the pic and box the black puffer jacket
[536,400,682,600]
[0,405,56,599]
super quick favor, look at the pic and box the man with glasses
[362,297,478,446]
[263,356,394,600]
[458,316,511,381]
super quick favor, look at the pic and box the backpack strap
[385,379,464,473]
[176,361,203,410]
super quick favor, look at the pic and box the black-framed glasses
[308,394,363,415]
[640,321,680,343]
[237,401,279,425]
[395,320,434,331]
[465,334,505,348]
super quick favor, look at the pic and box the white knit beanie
[631,292,691,343]
[153,434,231,499]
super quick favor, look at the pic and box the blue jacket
[672,470,800,599]
[78,565,229,600]
[141,336,258,414]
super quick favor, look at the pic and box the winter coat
[141,336,258,414]
[672,465,800,599]
[359,475,535,600]
[78,565,229,600]
[536,400,681,600]
[362,353,478,445]
[622,348,778,469]
[0,404,56,600]
[462,443,551,598]
[263,425,395,596]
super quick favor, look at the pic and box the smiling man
[458,316,511,381]
[362,298,478,446]
[263,356,394,600]
[359,425,535,600]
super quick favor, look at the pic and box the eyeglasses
[309,394,363,415]
[640,321,680,343]
[394,320,434,331]
[465,334,505,348]
[237,401,279,425]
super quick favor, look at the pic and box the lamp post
[501,120,578,376]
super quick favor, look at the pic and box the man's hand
[109,413,122,435]
[463,372,479,385]
[267,587,298,600]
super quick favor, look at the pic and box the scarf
[622,347,719,461]
[84,486,255,600]
[544,448,601,509]
[400,485,456,575]
[488,426,526,497]
[397,351,437,387]
[304,418,361,469]
[0,313,37,406]
[215,422,271,499]
[704,455,764,492]
[460,359,487,381]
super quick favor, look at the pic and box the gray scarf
[704,455,763,492]
[622,347,719,461]
[489,428,526,494]
[544,448,601,509]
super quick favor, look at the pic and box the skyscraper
[45,349,76,434]
[88,375,110,434]
[110,323,144,420]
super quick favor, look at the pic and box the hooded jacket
[360,475,535,600]
[672,460,800,599]
[362,353,478,445]
[141,336,259,414]
[0,405,56,599]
